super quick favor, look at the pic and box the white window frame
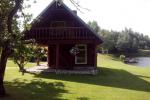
[75,44,87,64]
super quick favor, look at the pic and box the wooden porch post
[47,45,50,67]
[94,44,97,68]
[56,44,60,68]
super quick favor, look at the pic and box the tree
[0,0,35,96]
[116,28,139,53]
[34,46,47,66]
[88,20,150,54]
[0,0,24,96]
[13,43,34,73]
[88,21,100,34]
[100,30,118,53]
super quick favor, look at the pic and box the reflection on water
[130,57,150,67]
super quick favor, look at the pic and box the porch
[26,64,98,75]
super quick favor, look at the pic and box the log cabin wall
[47,43,96,69]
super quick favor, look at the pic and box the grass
[2,54,150,100]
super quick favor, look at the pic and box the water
[131,57,150,67]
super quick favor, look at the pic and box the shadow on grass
[76,97,90,100]
[3,79,68,100]
[111,58,120,61]
[33,67,150,92]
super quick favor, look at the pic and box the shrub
[120,55,126,62]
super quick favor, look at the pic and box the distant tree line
[88,21,150,54]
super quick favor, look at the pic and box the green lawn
[2,54,150,100]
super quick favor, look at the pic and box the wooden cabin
[25,0,102,70]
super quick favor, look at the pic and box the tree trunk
[36,58,40,66]
[0,48,10,97]
[0,76,6,97]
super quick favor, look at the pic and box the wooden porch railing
[25,27,94,40]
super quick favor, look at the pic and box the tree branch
[7,0,23,34]
[70,0,90,13]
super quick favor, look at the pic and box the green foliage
[116,28,139,53]
[13,43,34,72]
[13,43,47,69]
[88,21,100,34]
[34,46,47,65]
[34,46,47,59]
[88,21,150,54]
[0,0,33,67]
[100,30,119,51]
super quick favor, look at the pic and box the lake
[130,57,150,67]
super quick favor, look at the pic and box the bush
[120,55,126,62]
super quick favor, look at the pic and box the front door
[48,45,56,68]
[59,44,74,69]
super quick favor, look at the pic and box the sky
[25,0,150,36]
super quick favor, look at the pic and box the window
[51,21,65,27]
[75,44,87,64]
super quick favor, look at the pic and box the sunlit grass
[2,54,150,100]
